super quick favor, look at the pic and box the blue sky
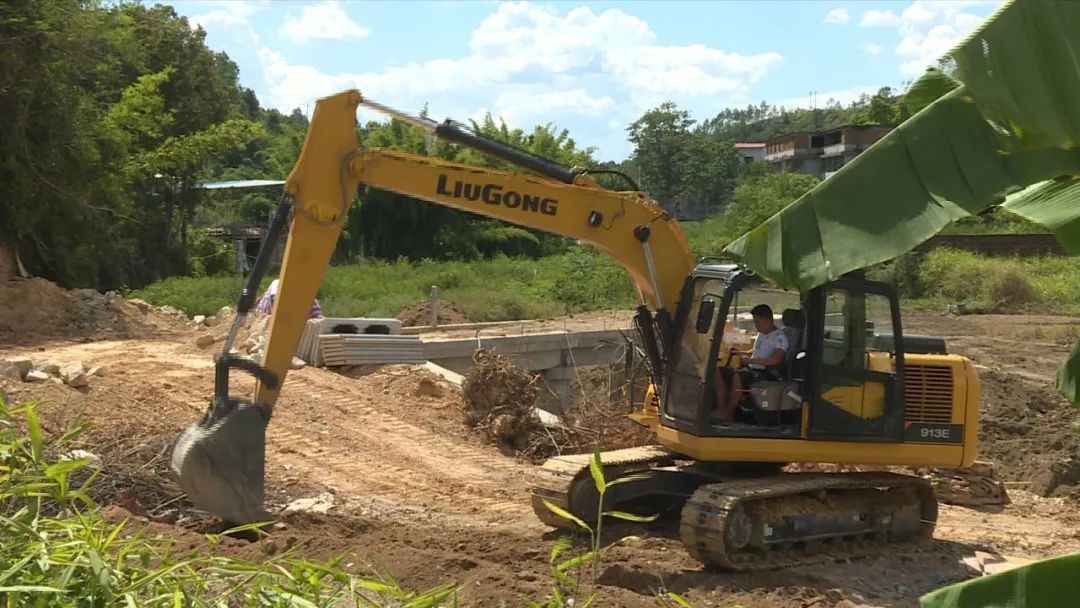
[160,0,1002,162]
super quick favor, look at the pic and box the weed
[0,391,461,607]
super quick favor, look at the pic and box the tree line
[0,0,902,292]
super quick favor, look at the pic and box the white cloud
[865,43,884,56]
[257,47,360,114]
[860,9,902,27]
[776,85,883,110]
[189,1,267,31]
[824,8,851,24]
[860,1,1002,77]
[491,88,616,126]
[254,0,785,152]
[279,1,371,43]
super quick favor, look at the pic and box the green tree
[626,102,697,214]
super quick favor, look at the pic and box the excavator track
[679,471,938,571]
[530,445,678,529]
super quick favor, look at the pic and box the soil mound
[0,277,179,344]
[977,369,1080,496]
[396,300,469,327]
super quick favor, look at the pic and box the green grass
[872,248,1080,315]
[131,215,745,322]
[131,247,640,320]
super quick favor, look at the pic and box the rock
[1,357,32,381]
[534,407,563,427]
[204,315,219,327]
[283,492,335,514]
[24,370,50,383]
[62,449,102,467]
[160,305,181,317]
[416,377,444,397]
[516,571,538,582]
[195,335,216,348]
[87,366,105,378]
[128,298,152,313]
[290,356,307,370]
[928,460,1009,506]
[193,315,206,325]
[36,361,61,376]
[216,305,233,320]
[961,551,1034,576]
[60,362,88,388]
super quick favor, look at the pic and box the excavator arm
[258,89,692,408]
[171,89,693,524]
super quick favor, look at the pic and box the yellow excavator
[171,89,980,570]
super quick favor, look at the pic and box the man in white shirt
[713,304,789,422]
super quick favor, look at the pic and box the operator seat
[779,308,806,379]
[746,308,805,424]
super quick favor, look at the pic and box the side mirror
[695,300,715,333]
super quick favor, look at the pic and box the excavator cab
[649,262,953,447]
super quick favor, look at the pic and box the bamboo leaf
[540,499,591,532]
[589,446,605,494]
[549,535,573,565]
[602,510,659,523]
[555,550,597,574]
[24,407,43,464]
[605,472,652,488]
[658,591,695,608]
[0,586,65,593]
[45,459,90,479]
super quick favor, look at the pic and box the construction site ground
[2,280,1079,607]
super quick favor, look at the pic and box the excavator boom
[171,89,694,524]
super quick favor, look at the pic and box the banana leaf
[722,0,1080,406]
[918,553,1080,608]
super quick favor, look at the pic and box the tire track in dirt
[263,374,539,525]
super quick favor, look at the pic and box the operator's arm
[748,348,785,368]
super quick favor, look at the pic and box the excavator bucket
[171,398,271,525]
[170,351,282,524]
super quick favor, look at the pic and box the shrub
[876,248,1080,315]
[987,269,1036,311]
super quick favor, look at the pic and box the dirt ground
[2,281,1079,607]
